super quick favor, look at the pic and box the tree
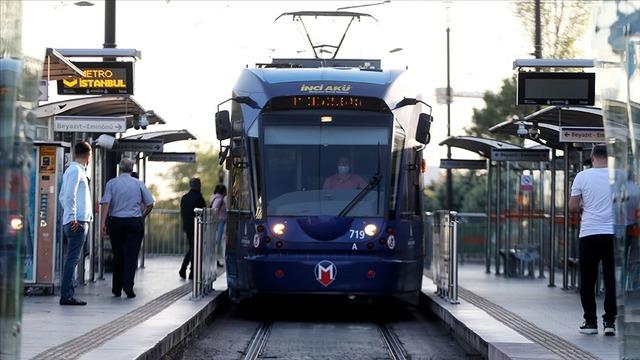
[465,1,592,139]
[514,1,593,59]
[154,143,224,208]
[438,1,593,212]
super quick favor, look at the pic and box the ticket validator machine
[24,141,69,294]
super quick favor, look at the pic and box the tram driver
[323,156,367,190]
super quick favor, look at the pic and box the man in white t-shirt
[569,144,616,336]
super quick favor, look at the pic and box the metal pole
[505,161,511,277]
[193,208,202,298]
[563,143,570,290]
[485,159,492,273]
[97,148,104,280]
[538,162,545,278]
[450,211,459,304]
[495,162,501,275]
[549,149,557,287]
[445,27,453,211]
[104,0,116,50]
[88,137,95,282]
[534,0,542,59]
[140,155,147,268]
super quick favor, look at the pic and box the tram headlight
[364,224,377,236]
[9,216,23,231]
[272,223,286,236]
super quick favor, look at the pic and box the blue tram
[215,56,433,303]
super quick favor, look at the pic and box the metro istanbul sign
[57,61,134,95]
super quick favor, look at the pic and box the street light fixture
[74,1,94,6]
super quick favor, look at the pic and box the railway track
[180,297,480,360]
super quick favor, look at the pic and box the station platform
[20,258,619,360]
[20,256,227,360]
[423,264,619,360]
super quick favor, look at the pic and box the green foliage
[424,171,487,213]
[155,143,224,206]
[465,76,534,141]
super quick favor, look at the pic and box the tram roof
[439,136,522,158]
[121,129,196,144]
[35,96,166,129]
[248,67,396,85]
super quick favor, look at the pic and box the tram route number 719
[349,229,365,239]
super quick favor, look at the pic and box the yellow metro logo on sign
[58,61,133,95]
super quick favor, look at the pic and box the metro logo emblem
[314,260,337,287]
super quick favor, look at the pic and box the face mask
[338,166,350,175]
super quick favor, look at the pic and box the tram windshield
[261,111,391,217]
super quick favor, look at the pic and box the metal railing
[144,209,187,255]
[192,207,218,298]
[431,210,459,304]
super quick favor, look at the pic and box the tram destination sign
[57,61,134,95]
[517,72,595,106]
[112,140,163,153]
[53,116,126,133]
[559,126,605,143]
[439,159,486,170]
[491,149,549,162]
[148,152,196,163]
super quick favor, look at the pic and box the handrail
[192,208,218,298]
[431,210,460,304]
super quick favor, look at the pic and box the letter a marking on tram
[315,260,337,287]
[352,243,358,250]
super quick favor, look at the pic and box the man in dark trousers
[179,178,206,279]
[100,158,155,298]
[569,144,616,335]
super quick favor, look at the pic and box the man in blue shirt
[59,141,93,305]
[100,158,155,298]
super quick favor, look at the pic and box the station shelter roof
[439,136,522,159]
[489,106,603,149]
[35,96,165,129]
[42,48,84,80]
[523,106,603,127]
[121,129,196,144]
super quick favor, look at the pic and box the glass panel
[261,112,391,217]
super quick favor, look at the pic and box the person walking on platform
[569,144,616,336]
[100,159,155,298]
[179,178,206,279]
[59,142,93,306]
[209,184,227,268]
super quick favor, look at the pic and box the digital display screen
[267,96,386,112]
[517,72,595,105]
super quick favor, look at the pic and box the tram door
[226,157,254,286]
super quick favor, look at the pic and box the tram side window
[250,137,263,219]
[388,124,405,217]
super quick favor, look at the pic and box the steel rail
[378,323,408,360]
[242,322,273,360]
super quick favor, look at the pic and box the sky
[21,0,593,198]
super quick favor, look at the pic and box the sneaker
[60,297,87,306]
[579,321,598,334]
[178,270,186,279]
[217,261,224,268]
[603,321,615,336]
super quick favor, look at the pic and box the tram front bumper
[239,254,422,295]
